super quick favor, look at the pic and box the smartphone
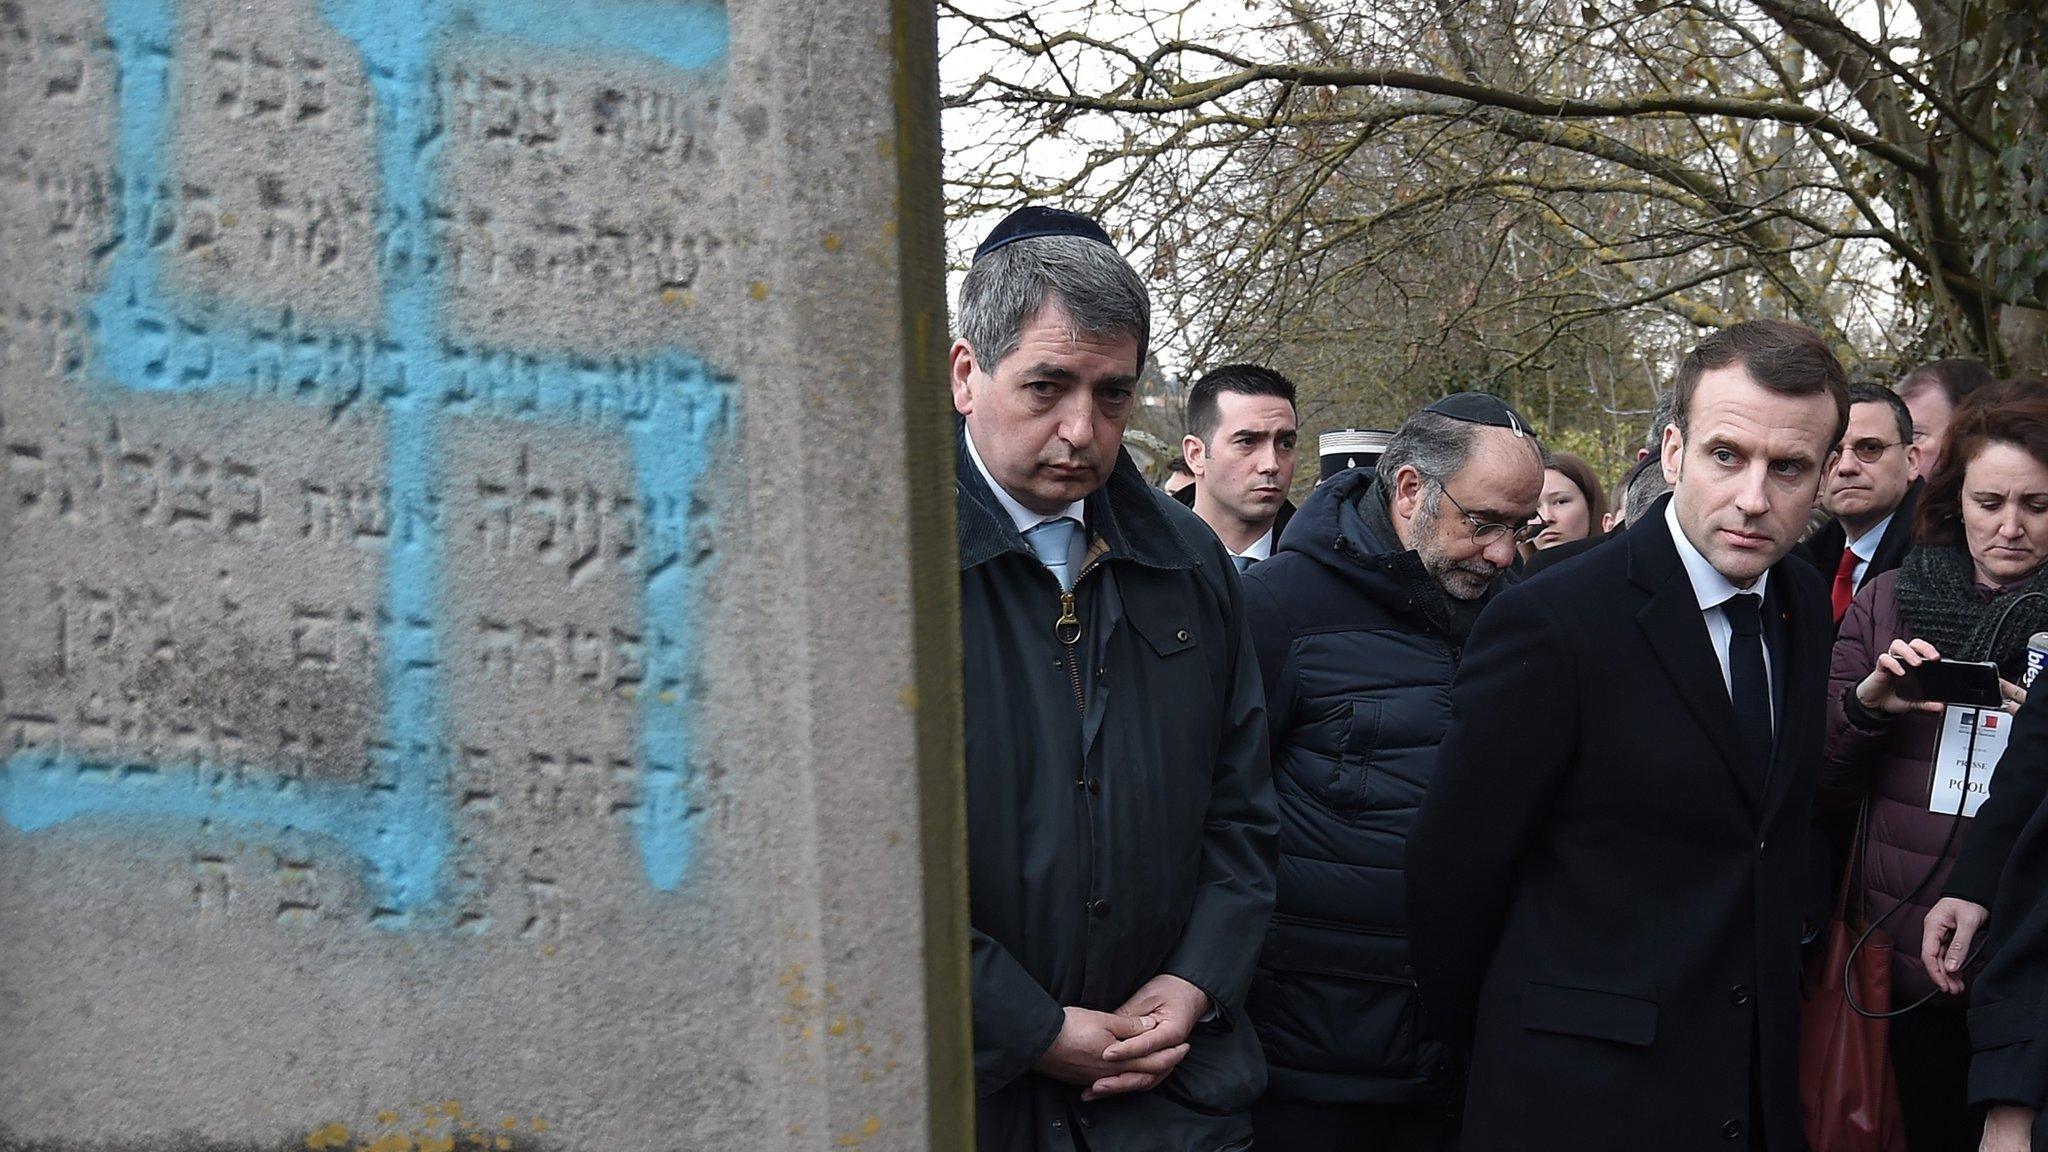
[1898,659,2004,708]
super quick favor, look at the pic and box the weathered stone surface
[0,0,965,1147]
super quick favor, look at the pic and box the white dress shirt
[964,427,1088,575]
[1664,500,1774,724]
[964,427,1085,533]
[1234,524,1277,564]
[1845,510,1894,590]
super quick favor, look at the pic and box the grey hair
[956,235,1151,371]
[1624,460,1673,525]
[1376,409,1542,515]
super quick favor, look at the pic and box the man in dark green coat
[950,206,1277,1152]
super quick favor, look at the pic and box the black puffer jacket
[1240,469,1500,1105]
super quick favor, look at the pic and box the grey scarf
[1894,544,2048,679]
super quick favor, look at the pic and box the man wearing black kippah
[950,205,1277,1152]
[1238,392,1543,1150]
[1407,321,1849,1150]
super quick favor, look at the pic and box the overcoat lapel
[1759,573,1814,826]
[1628,501,1762,812]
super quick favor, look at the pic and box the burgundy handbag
[1799,805,1907,1152]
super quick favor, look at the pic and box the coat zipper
[1055,559,1102,719]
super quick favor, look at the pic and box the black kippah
[1424,392,1531,437]
[974,206,1117,262]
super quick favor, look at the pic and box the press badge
[1928,705,2011,817]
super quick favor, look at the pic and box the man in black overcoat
[951,206,1277,1152]
[1406,320,1850,1151]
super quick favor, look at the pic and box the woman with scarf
[1820,382,2048,1152]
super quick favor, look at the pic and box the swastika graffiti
[0,0,735,924]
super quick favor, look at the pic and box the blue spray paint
[0,0,733,918]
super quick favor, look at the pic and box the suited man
[1175,364,1299,568]
[1801,382,1923,622]
[1406,319,1849,1151]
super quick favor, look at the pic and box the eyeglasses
[1842,438,1904,464]
[1430,477,1544,544]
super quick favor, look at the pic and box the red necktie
[1831,547,1859,621]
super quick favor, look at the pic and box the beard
[1413,501,1502,601]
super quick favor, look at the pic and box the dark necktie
[1724,593,1773,777]
[1232,553,1254,574]
[1830,548,1858,621]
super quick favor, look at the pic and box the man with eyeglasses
[1803,382,1923,623]
[1237,393,1543,1151]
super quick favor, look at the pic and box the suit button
[1052,1119,1065,1132]
[1176,629,1191,642]
[1079,1116,1093,1129]
[1086,777,1101,794]
[1730,984,1751,1005]
[1088,899,1111,919]
[1723,1119,1744,1140]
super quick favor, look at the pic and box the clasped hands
[1032,973,1210,1101]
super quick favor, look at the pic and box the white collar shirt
[1235,524,1277,564]
[964,426,1087,535]
[1846,510,1894,590]
[1664,499,1774,723]
[965,426,1089,580]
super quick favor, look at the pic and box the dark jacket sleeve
[1968,997,2048,1111]
[1163,565,1279,1020]
[1965,763,2048,1108]
[1947,682,2048,906]
[1818,580,1894,811]
[1405,584,1579,1045]
[971,926,1066,1096]
[1240,572,1297,749]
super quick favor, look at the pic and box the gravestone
[0,0,967,1147]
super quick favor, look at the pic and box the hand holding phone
[1856,637,1949,716]
[1898,658,2004,708]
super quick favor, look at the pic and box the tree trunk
[1998,305,2048,376]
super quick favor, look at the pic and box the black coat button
[1723,1119,1743,1140]
[1088,899,1111,919]
[1086,777,1100,793]
[1730,984,1751,1006]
